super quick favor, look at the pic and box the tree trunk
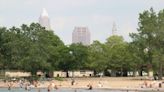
[133,69,137,77]
[121,67,123,77]
[158,63,163,80]
[139,69,143,76]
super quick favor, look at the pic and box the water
[0,88,135,92]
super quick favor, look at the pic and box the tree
[88,41,107,73]
[0,23,64,75]
[131,8,164,79]
[127,42,144,76]
[68,43,89,71]
[0,27,8,70]
[104,35,129,76]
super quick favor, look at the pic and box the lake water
[0,88,138,92]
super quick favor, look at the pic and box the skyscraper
[112,22,117,35]
[72,27,90,45]
[39,8,51,30]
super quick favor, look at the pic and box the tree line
[0,8,164,78]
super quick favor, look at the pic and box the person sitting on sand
[87,83,93,90]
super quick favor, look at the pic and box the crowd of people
[4,77,164,92]
[140,80,163,88]
[6,79,95,92]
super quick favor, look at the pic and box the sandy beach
[0,77,163,90]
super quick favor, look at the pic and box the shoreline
[0,86,164,91]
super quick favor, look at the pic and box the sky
[0,0,164,44]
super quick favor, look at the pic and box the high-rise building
[39,8,51,30]
[72,27,90,45]
[112,22,117,35]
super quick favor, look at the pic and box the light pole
[69,51,75,85]
[69,51,74,78]
[144,47,153,78]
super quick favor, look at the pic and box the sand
[0,77,163,90]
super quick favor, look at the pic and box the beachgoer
[54,85,58,90]
[87,83,92,90]
[8,82,13,90]
[89,85,92,90]
[144,80,148,87]
[34,80,38,87]
[25,84,27,90]
[8,82,11,90]
[27,84,31,91]
[25,82,31,91]
[71,79,75,85]
[19,80,23,88]
[47,83,51,92]
[47,88,50,92]
[159,82,162,88]
[98,81,103,87]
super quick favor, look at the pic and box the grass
[54,77,64,81]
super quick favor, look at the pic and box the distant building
[53,70,94,77]
[72,27,90,45]
[39,8,51,30]
[68,70,94,77]
[112,22,117,35]
[5,71,31,77]
[53,71,67,77]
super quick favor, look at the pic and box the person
[98,81,103,87]
[8,81,13,90]
[25,82,31,91]
[8,82,11,90]
[47,83,52,92]
[19,80,23,88]
[144,80,148,88]
[87,83,93,90]
[54,85,58,90]
[33,80,38,87]
[48,87,50,92]
[71,79,75,85]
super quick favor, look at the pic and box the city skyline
[0,0,164,44]
[39,8,51,30]
[72,27,90,45]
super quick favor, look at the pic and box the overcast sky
[0,0,164,44]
